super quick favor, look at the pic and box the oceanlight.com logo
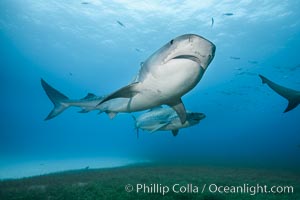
[124,183,294,196]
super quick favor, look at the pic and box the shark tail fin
[259,74,300,113]
[259,74,267,84]
[41,79,70,120]
[284,101,299,113]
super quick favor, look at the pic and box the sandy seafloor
[0,157,143,179]
[0,162,299,200]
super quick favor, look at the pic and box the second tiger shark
[42,34,215,122]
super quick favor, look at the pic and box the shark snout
[211,44,216,57]
[207,43,216,65]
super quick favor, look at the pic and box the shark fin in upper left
[97,82,140,106]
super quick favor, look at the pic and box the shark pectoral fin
[284,101,299,113]
[172,130,179,137]
[106,111,117,119]
[97,82,140,106]
[150,123,169,133]
[167,98,187,124]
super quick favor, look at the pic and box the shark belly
[137,59,203,105]
[147,59,204,98]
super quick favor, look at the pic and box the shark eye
[170,39,174,45]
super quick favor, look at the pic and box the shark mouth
[172,55,202,65]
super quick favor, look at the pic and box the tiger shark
[97,34,215,123]
[259,74,300,112]
[42,34,215,122]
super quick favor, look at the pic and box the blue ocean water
[1,0,300,179]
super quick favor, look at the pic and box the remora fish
[97,34,216,124]
[259,75,300,112]
[133,107,205,137]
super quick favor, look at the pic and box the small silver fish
[223,13,234,16]
[116,20,125,27]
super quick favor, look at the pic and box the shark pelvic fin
[259,74,300,113]
[172,129,179,137]
[97,82,140,106]
[41,79,70,120]
[167,98,187,124]
[106,111,117,119]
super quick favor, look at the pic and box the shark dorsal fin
[82,93,97,100]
